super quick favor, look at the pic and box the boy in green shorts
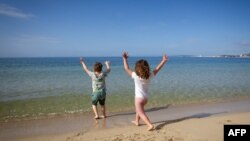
[80,57,111,119]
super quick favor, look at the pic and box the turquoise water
[0,57,250,121]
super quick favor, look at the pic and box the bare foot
[147,125,154,131]
[94,116,99,119]
[100,115,106,119]
[131,121,139,126]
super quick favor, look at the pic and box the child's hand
[123,52,129,59]
[80,57,84,63]
[162,54,168,62]
[105,61,110,66]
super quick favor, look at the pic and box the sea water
[0,57,250,121]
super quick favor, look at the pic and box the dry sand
[1,99,250,141]
[67,112,250,141]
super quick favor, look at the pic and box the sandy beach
[1,99,250,141]
[1,0,250,140]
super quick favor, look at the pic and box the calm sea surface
[0,57,250,121]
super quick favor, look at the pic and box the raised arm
[104,61,111,73]
[122,52,133,77]
[80,57,91,75]
[153,54,168,76]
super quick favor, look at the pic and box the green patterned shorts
[91,90,106,106]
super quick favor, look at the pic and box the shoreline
[1,99,250,141]
[1,96,250,123]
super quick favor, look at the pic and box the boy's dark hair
[135,59,150,79]
[93,62,102,72]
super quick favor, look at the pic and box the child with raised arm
[80,57,111,119]
[122,52,168,131]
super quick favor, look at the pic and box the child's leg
[135,98,154,130]
[91,93,100,119]
[132,100,141,126]
[132,113,140,126]
[100,105,106,118]
[134,98,148,124]
[99,90,106,118]
[92,105,99,119]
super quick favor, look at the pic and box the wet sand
[1,99,250,141]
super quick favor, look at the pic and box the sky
[0,0,250,57]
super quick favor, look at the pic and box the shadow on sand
[107,104,171,118]
[154,112,226,130]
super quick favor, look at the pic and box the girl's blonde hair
[135,59,150,79]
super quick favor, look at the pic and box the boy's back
[88,71,109,92]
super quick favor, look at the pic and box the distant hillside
[218,53,250,58]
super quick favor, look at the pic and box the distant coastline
[189,53,250,58]
[216,53,250,58]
